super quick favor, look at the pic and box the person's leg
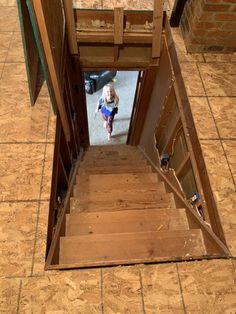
[101,114,108,128]
[107,114,114,140]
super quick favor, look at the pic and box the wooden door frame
[80,66,158,147]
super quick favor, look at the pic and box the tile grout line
[176,263,187,314]
[16,279,22,314]
[30,104,52,276]
[196,62,236,191]
[139,268,146,314]
[101,268,104,314]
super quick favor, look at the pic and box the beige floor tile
[201,140,235,197]
[200,140,236,254]
[198,63,236,97]
[181,63,205,96]
[0,202,38,277]
[189,97,218,139]
[0,62,4,78]
[208,97,236,139]
[0,96,51,143]
[0,0,16,6]
[31,201,49,276]
[171,28,204,63]
[222,140,236,183]
[0,278,21,313]
[6,31,24,63]
[178,259,236,313]
[141,263,184,313]
[103,266,143,314]
[204,53,235,63]
[0,32,13,62]
[40,144,54,200]
[0,144,45,201]
[0,63,29,99]
[0,6,18,32]
[19,270,102,313]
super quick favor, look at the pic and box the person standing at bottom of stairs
[95,83,119,141]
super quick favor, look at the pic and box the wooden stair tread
[74,182,164,193]
[80,159,147,167]
[71,191,175,206]
[59,229,206,266]
[73,182,165,197]
[66,208,189,236]
[78,165,153,174]
[70,193,176,212]
[76,173,160,186]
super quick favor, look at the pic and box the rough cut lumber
[60,229,206,266]
[66,208,189,236]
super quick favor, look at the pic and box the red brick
[222,22,236,29]
[194,21,216,29]
[203,4,231,11]
[215,13,236,20]
[199,12,215,21]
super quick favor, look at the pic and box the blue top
[99,97,118,116]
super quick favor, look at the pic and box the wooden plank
[175,152,191,177]
[160,117,182,156]
[77,32,153,44]
[17,0,40,105]
[114,7,124,45]
[63,0,78,54]
[66,208,189,236]
[80,158,147,167]
[155,87,176,140]
[78,165,153,175]
[152,0,164,58]
[75,182,163,194]
[29,0,71,141]
[45,149,84,267]
[73,183,166,199]
[75,9,153,25]
[70,192,176,212]
[59,229,206,266]
[76,173,160,187]
[128,65,159,145]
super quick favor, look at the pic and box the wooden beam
[114,7,124,44]
[160,117,182,156]
[175,152,191,177]
[152,0,164,58]
[30,0,71,141]
[62,0,78,54]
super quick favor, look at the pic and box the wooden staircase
[59,145,208,267]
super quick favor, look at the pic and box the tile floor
[0,1,236,313]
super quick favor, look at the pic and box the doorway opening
[85,70,139,145]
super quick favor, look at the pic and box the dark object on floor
[84,71,117,94]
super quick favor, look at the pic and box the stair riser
[60,230,206,266]
[76,173,160,187]
[73,182,166,197]
[70,195,176,212]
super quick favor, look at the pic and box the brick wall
[180,0,236,53]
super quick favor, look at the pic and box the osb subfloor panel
[0,1,236,313]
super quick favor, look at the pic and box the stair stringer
[138,145,230,257]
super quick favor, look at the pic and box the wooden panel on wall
[28,0,71,141]
[139,38,173,160]
[17,0,41,105]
